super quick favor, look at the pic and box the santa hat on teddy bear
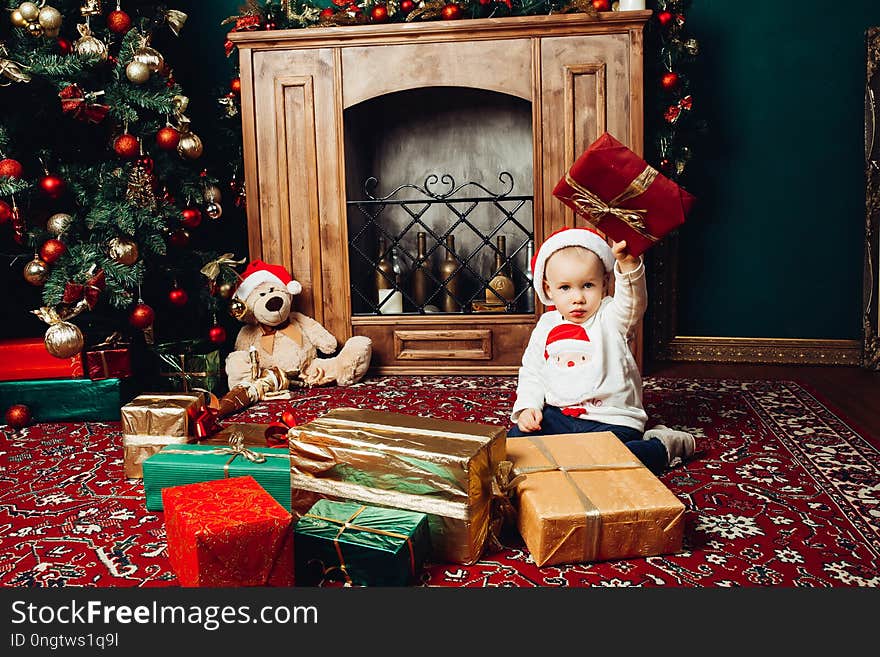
[544,322,592,360]
[530,227,614,306]
[233,260,303,300]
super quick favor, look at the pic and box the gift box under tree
[0,376,135,423]
[152,339,222,394]
[84,332,133,381]
[295,499,430,587]
[0,337,84,382]
[162,476,294,587]
[552,131,696,257]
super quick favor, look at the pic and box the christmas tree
[0,0,243,358]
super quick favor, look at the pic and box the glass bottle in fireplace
[486,235,515,307]
[410,231,432,309]
[375,237,394,293]
[521,238,535,313]
[439,234,460,313]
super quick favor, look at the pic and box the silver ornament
[44,321,84,358]
[47,212,73,236]
[205,202,222,219]
[125,60,151,85]
[23,258,49,286]
[17,2,40,22]
[37,6,62,30]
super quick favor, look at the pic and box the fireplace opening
[344,86,535,316]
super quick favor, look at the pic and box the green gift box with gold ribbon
[152,339,222,395]
[294,499,430,587]
[142,435,291,511]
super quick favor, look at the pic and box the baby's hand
[517,408,543,433]
[611,239,639,273]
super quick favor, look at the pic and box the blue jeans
[508,405,668,476]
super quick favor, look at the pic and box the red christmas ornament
[168,287,189,307]
[661,71,680,91]
[400,0,415,13]
[129,303,155,329]
[371,4,389,22]
[180,207,202,228]
[38,174,66,200]
[591,0,610,11]
[230,77,242,95]
[657,10,674,27]
[156,126,180,151]
[0,159,23,179]
[39,238,67,265]
[4,404,32,430]
[347,3,361,14]
[0,200,11,223]
[208,324,227,344]
[319,7,334,19]
[113,134,140,159]
[440,3,462,19]
[57,37,72,54]
[107,9,132,34]
[169,228,190,248]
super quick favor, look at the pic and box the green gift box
[152,340,222,394]
[142,437,291,511]
[0,377,136,422]
[294,499,430,587]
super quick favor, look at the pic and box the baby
[509,227,695,475]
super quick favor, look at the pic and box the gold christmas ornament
[228,297,247,320]
[217,282,234,299]
[10,9,27,28]
[125,60,150,84]
[108,236,139,265]
[46,212,73,235]
[177,130,203,159]
[38,6,63,31]
[23,257,49,286]
[44,319,85,358]
[203,184,222,203]
[73,23,108,61]
[133,46,164,73]
[17,2,40,22]
[26,21,43,37]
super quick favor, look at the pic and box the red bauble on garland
[156,126,180,151]
[4,404,32,430]
[370,4,389,22]
[113,134,140,159]
[319,8,334,19]
[39,238,67,265]
[129,303,155,329]
[0,200,12,223]
[661,71,680,91]
[230,77,242,95]
[0,158,24,179]
[400,0,415,13]
[168,287,189,307]
[57,37,72,54]
[591,0,611,11]
[180,207,202,229]
[38,174,66,199]
[440,3,462,19]
[107,9,132,34]
[657,11,674,27]
[208,324,227,344]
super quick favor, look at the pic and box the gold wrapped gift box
[287,408,506,565]
[507,433,685,567]
[121,393,205,479]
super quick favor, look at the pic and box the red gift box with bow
[84,332,132,381]
[552,132,696,257]
[163,476,294,587]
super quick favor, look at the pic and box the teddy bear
[225,260,372,390]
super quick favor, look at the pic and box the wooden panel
[394,330,492,360]
[341,39,532,108]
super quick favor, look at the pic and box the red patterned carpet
[0,376,878,587]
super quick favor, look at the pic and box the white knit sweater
[511,259,649,431]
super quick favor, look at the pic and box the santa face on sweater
[542,322,601,406]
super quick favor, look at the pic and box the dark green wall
[175,0,878,341]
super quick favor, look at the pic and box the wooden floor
[644,360,880,442]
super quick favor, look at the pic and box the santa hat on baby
[544,322,591,360]
[530,227,614,306]
[233,260,303,300]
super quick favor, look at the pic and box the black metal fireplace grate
[347,172,535,315]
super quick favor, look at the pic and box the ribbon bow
[58,85,110,124]
[664,94,693,124]
[0,48,30,85]
[200,252,246,281]
[562,166,659,239]
[62,268,106,310]
[219,431,268,464]
[92,330,125,349]
[223,15,262,57]
[486,460,525,552]
[162,9,188,36]
[265,410,298,447]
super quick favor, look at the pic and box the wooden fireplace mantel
[230,11,650,374]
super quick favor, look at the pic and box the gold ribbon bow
[163,9,188,36]
[0,50,30,85]
[200,252,246,281]
[561,166,660,242]
[512,436,643,562]
[31,299,90,327]
[303,505,417,586]
[486,460,525,552]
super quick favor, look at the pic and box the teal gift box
[0,377,135,422]
[294,499,430,587]
[142,436,291,511]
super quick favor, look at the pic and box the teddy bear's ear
[287,280,302,296]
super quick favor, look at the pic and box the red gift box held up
[552,132,696,257]
[162,476,294,587]
[0,337,84,382]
